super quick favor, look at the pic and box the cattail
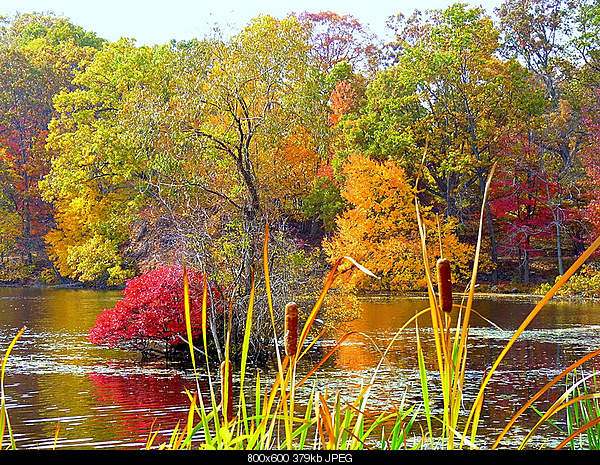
[436,258,453,313]
[220,360,234,423]
[284,302,298,357]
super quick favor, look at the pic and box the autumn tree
[42,16,327,361]
[167,16,324,293]
[41,39,174,284]
[324,153,473,291]
[497,0,575,103]
[580,95,600,240]
[497,0,591,275]
[296,10,381,74]
[490,139,558,283]
[0,13,103,278]
[300,60,368,233]
[334,4,541,282]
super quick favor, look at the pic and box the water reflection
[87,369,208,446]
[318,295,600,448]
[0,287,206,449]
[2,288,600,449]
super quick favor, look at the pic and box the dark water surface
[2,287,600,449]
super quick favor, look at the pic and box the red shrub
[89,266,222,350]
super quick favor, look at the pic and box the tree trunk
[556,218,564,276]
[523,248,530,285]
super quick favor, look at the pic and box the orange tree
[333,4,544,284]
[324,153,473,291]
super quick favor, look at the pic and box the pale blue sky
[1,0,504,45]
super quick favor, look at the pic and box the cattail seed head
[436,258,453,313]
[284,302,298,357]
[220,360,234,422]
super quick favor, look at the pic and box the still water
[1,287,600,449]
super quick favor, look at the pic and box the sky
[0,0,505,45]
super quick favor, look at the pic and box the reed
[410,158,600,449]
[0,326,25,450]
[436,258,453,313]
[151,174,600,449]
[142,222,419,450]
[563,370,600,449]
[3,158,600,449]
[221,360,234,424]
[284,302,298,358]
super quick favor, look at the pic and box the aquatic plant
[4,172,600,450]
[146,160,600,450]
[0,326,25,450]
[143,224,418,450]
[563,370,600,449]
[284,302,298,358]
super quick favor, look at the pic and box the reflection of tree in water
[88,368,208,444]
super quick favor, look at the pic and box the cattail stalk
[284,302,298,357]
[437,258,453,313]
[220,360,233,423]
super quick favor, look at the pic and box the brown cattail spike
[436,258,453,313]
[220,360,234,423]
[284,302,298,357]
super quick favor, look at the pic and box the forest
[1,0,600,303]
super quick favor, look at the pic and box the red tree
[89,266,222,352]
[490,137,562,283]
[297,11,378,73]
[581,105,600,240]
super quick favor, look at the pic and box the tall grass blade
[1,326,25,450]
[415,317,432,445]
[182,262,197,378]
[467,233,600,445]
[556,417,600,450]
[493,346,600,448]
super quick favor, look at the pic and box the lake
[2,287,600,449]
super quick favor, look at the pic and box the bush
[89,266,222,355]
[537,264,600,297]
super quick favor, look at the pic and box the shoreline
[1,282,598,302]
[0,281,124,291]
[356,290,600,303]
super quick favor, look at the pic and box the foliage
[301,174,345,232]
[40,39,177,284]
[324,153,473,291]
[331,4,551,284]
[489,139,560,283]
[89,266,222,352]
[580,99,600,240]
[0,13,103,270]
[0,4,597,294]
[296,10,380,73]
[538,264,600,297]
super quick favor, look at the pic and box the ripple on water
[3,290,600,449]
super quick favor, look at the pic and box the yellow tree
[169,15,322,292]
[0,13,103,272]
[42,39,173,284]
